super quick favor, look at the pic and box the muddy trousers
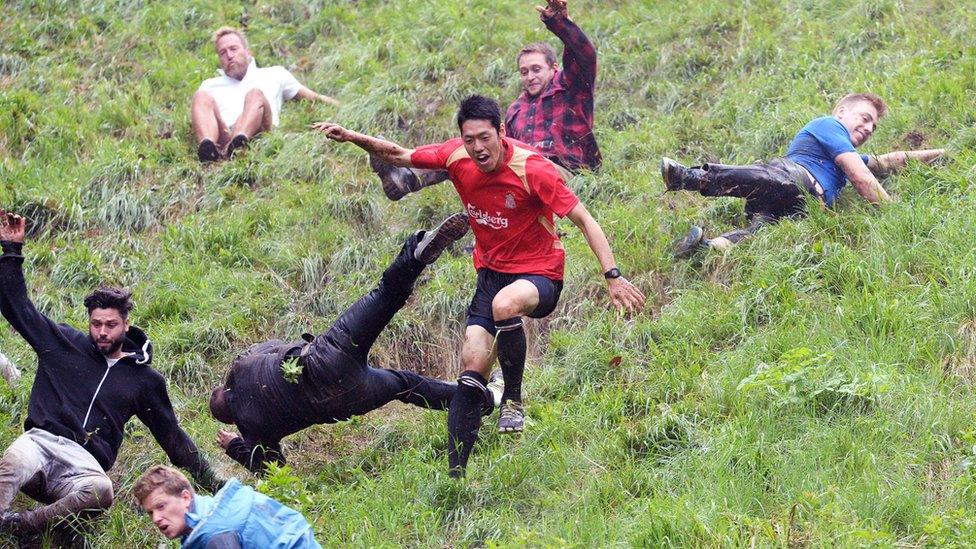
[0,429,113,534]
[693,157,818,243]
[305,232,459,420]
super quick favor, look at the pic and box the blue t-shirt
[785,116,870,206]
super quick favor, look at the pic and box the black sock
[447,371,488,477]
[495,318,526,404]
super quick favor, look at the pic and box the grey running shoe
[497,401,525,434]
[486,370,504,408]
[370,150,422,201]
[660,157,687,191]
[673,225,706,259]
[414,213,470,264]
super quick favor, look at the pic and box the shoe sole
[415,213,470,263]
[498,425,524,434]
[198,140,220,163]
[227,135,248,158]
[661,157,678,191]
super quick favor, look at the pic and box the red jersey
[411,137,580,280]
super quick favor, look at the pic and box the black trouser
[302,233,457,421]
[695,157,819,242]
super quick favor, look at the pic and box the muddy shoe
[414,212,470,264]
[661,157,700,192]
[673,225,706,259]
[497,401,525,434]
[226,134,249,158]
[486,370,504,408]
[370,148,422,201]
[197,138,220,163]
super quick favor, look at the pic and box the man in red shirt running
[368,0,600,201]
[314,95,643,477]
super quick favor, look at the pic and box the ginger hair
[133,465,193,505]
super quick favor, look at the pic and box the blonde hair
[213,26,249,50]
[133,465,193,505]
[834,93,887,119]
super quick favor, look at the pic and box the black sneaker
[197,139,220,163]
[414,213,470,264]
[673,225,706,259]
[497,401,525,434]
[660,157,688,191]
[226,134,249,158]
[369,150,422,201]
[0,511,26,536]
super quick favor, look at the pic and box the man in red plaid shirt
[367,0,601,201]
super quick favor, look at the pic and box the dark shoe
[673,225,706,259]
[197,138,220,163]
[0,512,27,537]
[226,134,249,158]
[370,144,422,201]
[661,157,700,192]
[497,401,525,434]
[414,213,470,264]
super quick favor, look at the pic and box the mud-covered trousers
[0,428,114,534]
[694,157,822,242]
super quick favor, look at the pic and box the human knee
[243,88,267,105]
[491,295,523,321]
[460,345,491,374]
[79,476,114,509]
[193,89,216,107]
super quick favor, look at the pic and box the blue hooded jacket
[181,479,321,548]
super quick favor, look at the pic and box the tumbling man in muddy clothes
[208,214,488,475]
[0,210,222,539]
[664,93,945,256]
[315,95,644,477]
[369,0,601,200]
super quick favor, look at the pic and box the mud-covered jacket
[0,240,221,491]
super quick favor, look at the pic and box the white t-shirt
[198,58,303,127]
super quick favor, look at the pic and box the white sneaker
[486,369,504,407]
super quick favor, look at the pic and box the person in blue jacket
[135,465,321,548]
[661,93,945,257]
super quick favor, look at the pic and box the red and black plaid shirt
[505,15,601,173]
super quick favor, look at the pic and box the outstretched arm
[537,0,597,89]
[565,203,645,312]
[294,86,340,107]
[0,210,67,352]
[867,148,945,177]
[219,428,285,476]
[835,152,891,204]
[311,122,416,167]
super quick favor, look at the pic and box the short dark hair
[83,287,135,318]
[456,95,502,132]
[834,93,888,119]
[517,42,557,67]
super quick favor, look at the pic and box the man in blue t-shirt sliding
[661,93,945,257]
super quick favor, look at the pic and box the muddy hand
[310,122,352,142]
[0,209,26,243]
[608,277,645,313]
[217,429,240,450]
[535,0,568,19]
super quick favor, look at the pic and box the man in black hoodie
[208,213,494,475]
[0,209,222,537]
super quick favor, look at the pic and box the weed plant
[3,0,976,546]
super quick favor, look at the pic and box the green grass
[3,0,976,546]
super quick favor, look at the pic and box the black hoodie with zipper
[0,240,221,491]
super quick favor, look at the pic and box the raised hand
[535,0,568,20]
[608,277,646,313]
[310,121,354,142]
[0,210,26,243]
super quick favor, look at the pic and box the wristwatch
[603,267,622,279]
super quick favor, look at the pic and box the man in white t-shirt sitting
[191,27,338,162]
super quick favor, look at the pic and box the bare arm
[565,203,645,312]
[866,148,945,177]
[310,122,415,167]
[835,152,891,204]
[294,86,340,107]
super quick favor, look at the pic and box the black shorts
[466,268,563,336]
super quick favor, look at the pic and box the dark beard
[94,338,124,357]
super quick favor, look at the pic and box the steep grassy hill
[3,0,976,546]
